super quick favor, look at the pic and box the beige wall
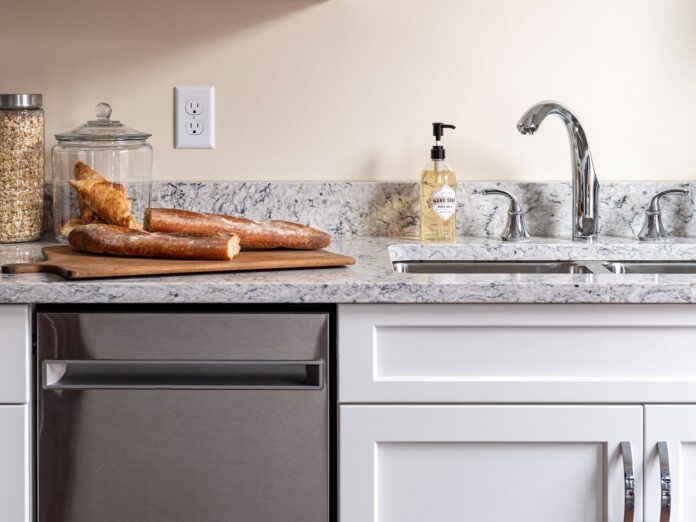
[4,0,696,181]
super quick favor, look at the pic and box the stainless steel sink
[393,260,696,275]
[602,261,696,274]
[392,261,592,274]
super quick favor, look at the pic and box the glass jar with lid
[0,94,44,243]
[51,102,152,242]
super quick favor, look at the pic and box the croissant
[73,161,126,223]
[69,177,140,230]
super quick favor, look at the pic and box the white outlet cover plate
[175,85,215,149]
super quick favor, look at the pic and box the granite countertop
[4,236,696,304]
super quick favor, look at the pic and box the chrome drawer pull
[621,442,635,522]
[658,442,671,522]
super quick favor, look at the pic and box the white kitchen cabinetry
[0,305,32,522]
[340,405,642,522]
[339,304,696,404]
[338,304,696,522]
[0,305,31,403]
[0,405,31,522]
[644,406,696,522]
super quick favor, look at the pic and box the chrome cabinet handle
[658,442,671,522]
[621,441,635,522]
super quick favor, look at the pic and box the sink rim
[392,260,594,275]
[393,259,696,275]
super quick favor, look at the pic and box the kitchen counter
[4,236,696,304]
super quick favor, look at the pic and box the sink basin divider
[578,261,614,275]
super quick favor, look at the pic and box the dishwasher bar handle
[43,359,324,390]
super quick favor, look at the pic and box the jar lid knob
[95,102,112,121]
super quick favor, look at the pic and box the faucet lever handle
[481,189,530,242]
[639,188,689,241]
[647,189,689,213]
[482,189,525,213]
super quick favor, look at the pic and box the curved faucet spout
[517,100,599,241]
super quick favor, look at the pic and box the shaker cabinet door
[0,305,30,403]
[0,405,31,522]
[645,406,696,522]
[340,405,643,522]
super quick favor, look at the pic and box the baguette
[68,224,240,260]
[144,208,331,250]
[69,178,140,230]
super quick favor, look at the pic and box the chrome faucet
[517,101,599,241]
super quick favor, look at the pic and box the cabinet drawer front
[0,306,30,403]
[340,405,643,522]
[0,405,31,522]
[339,304,696,403]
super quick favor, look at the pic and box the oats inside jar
[0,107,44,242]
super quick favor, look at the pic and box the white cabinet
[644,406,696,522]
[0,305,31,403]
[0,306,31,522]
[338,304,696,522]
[339,304,696,404]
[0,406,31,522]
[340,405,643,522]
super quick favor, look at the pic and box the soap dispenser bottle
[420,122,457,243]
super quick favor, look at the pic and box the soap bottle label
[429,185,456,221]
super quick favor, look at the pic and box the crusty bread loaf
[69,178,140,230]
[68,224,240,260]
[144,208,331,250]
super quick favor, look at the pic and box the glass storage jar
[0,94,44,242]
[51,102,152,242]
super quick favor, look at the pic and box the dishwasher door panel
[37,311,330,522]
[37,311,328,361]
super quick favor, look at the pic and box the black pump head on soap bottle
[431,122,455,160]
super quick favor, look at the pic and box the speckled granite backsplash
[44,181,696,238]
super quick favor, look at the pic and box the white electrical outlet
[185,119,204,135]
[185,100,203,115]
[175,85,215,148]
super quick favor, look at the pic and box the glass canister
[51,102,152,242]
[0,94,44,242]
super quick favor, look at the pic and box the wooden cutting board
[2,245,356,280]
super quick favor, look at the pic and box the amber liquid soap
[420,164,456,242]
[420,123,457,243]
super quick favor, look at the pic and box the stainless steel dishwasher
[37,307,332,522]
